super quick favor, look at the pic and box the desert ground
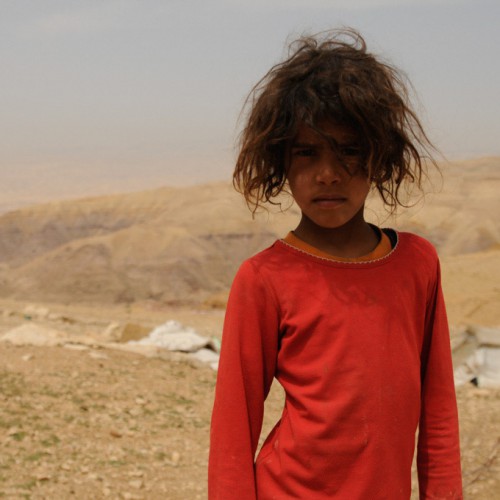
[0,298,499,500]
[0,157,499,499]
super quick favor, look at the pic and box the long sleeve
[417,259,463,499]
[208,260,280,500]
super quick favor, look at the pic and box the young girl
[209,29,462,499]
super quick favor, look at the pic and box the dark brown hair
[233,29,437,212]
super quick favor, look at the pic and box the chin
[312,220,349,230]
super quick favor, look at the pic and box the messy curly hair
[233,28,437,212]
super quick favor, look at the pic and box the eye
[339,145,362,157]
[292,148,316,157]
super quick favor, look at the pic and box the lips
[312,194,347,208]
[313,194,347,201]
[313,195,346,202]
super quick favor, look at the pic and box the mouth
[312,195,347,207]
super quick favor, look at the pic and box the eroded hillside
[1,158,499,314]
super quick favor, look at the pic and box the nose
[314,152,343,184]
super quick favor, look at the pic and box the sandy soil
[0,300,499,499]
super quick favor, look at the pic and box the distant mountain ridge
[0,157,499,306]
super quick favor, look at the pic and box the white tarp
[128,320,220,369]
[453,326,500,388]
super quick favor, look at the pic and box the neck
[293,209,379,258]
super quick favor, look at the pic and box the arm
[208,260,280,499]
[417,259,463,499]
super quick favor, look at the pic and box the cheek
[287,165,314,185]
[286,169,299,189]
[287,172,311,200]
[352,176,371,198]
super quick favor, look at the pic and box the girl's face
[286,120,370,232]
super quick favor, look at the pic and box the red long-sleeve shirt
[209,231,462,499]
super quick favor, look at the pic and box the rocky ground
[0,300,499,499]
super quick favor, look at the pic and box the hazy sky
[1,0,499,203]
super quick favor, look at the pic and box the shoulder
[237,240,289,276]
[396,231,440,272]
[397,231,438,258]
[227,242,286,312]
[230,240,291,298]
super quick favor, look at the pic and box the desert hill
[379,157,500,256]
[0,183,300,304]
[0,157,499,320]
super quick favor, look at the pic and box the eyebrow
[290,141,321,148]
[291,138,359,148]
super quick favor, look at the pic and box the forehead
[293,120,359,144]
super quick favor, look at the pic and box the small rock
[21,353,34,361]
[102,322,121,342]
[64,343,89,351]
[171,451,181,465]
[23,305,50,319]
[121,493,142,500]
[128,479,144,489]
[128,470,144,478]
[128,407,142,417]
[89,351,108,360]
[1,323,66,347]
